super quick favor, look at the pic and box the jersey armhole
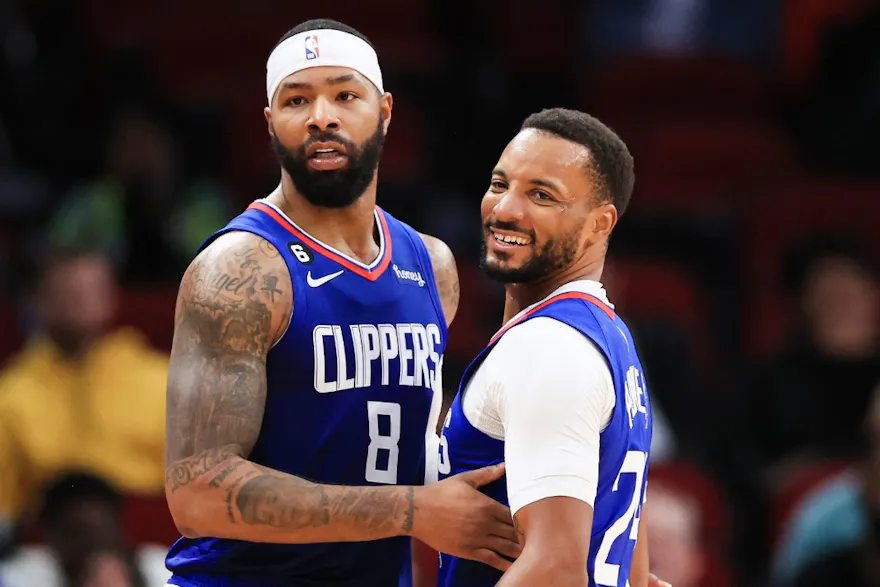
[572,304,617,433]
[400,226,449,343]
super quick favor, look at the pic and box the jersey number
[290,243,311,264]
[437,410,452,476]
[594,450,648,587]
[366,401,401,484]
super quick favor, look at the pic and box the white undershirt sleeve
[476,317,615,516]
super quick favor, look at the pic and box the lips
[306,141,347,158]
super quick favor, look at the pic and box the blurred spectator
[748,235,879,487]
[47,103,230,284]
[78,550,146,587]
[646,483,705,587]
[789,404,880,587]
[772,387,880,586]
[0,249,167,518]
[0,472,168,587]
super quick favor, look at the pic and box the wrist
[402,485,427,539]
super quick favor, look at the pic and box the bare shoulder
[176,231,293,349]
[418,233,459,327]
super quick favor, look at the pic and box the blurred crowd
[1,1,879,586]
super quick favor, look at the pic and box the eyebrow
[280,74,365,92]
[492,168,563,192]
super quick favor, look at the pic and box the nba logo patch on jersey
[304,35,319,60]
[393,264,425,288]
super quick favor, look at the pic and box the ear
[380,92,393,134]
[264,107,273,137]
[591,203,618,239]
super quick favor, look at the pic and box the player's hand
[648,573,672,587]
[412,462,521,572]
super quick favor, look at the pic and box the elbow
[166,489,207,539]
[164,448,246,539]
[165,471,219,539]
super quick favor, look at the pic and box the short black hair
[39,472,121,526]
[521,108,635,216]
[275,19,374,51]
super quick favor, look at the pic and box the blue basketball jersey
[166,198,447,587]
[437,286,652,587]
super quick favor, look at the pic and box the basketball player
[162,19,520,587]
[433,108,656,587]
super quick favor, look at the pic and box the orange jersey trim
[489,291,615,345]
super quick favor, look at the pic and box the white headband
[266,29,384,105]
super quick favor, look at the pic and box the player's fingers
[483,534,522,560]
[481,497,513,524]
[648,574,672,587]
[470,548,513,572]
[490,519,520,545]
[460,462,506,487]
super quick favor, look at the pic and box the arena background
[0,1,879,586]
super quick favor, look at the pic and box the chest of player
[269,251,446,396]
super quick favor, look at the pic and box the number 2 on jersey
[365,401,401,484]
[594,450,648,587]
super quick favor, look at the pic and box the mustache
[485,220,536,241]
[302,131,357,153]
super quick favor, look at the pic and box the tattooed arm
[165,231,518,561]
[165,231,415,543]
[419,234,459,327]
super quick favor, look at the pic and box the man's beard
[479,222,579,283]
[271,115,385,209]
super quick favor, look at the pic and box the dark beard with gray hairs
[479,221,579,283]
[270,115,385,209]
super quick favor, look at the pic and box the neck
[502,257,605,323]
[270,172,380,264]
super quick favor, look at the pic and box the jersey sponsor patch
[392,263,426,288]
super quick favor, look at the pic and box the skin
[164,64,520,573]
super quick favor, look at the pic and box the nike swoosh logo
[307,270,344,287]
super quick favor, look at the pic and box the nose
[306,96,340,133]
[491,190,526,224]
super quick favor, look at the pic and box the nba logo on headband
[304,35,319,60]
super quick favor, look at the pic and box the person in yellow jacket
[0,249,168,519]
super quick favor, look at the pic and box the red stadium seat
[741,179,880,356]
[116,287,179,352]
[781,0,870,90]
[635,119,797,186]
[629,175,733,215]
[446,262,503,358]
[0,297,23,367]
[603,258,719,375]
[604,259,707,338]
[21,493,178,547]
[586,54,772,124]
[123,494,180,547]
[479,0,577,73]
